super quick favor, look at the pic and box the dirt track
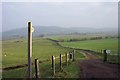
[78,51,120,79]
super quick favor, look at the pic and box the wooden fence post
[28,22,33,78]
[73,50,75,61]
[66,53,68,66]
[60,54,62,70]
[52,56,55,76]
[35,59,40,78]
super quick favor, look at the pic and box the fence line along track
[33,50,76,78]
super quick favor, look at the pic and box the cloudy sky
[2,1,118,31]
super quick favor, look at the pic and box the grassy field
[2,37,119,78]
[60,38,118,52]
[2,38,69,68]
[60,38,119,64]
[2,38,85,78]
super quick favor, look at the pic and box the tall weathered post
[28,22,34,78]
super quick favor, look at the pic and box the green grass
[54,62,79,78]
[3,37,118,78]
[2,38,70,68]
[60,38,119,64]
[2,38,85,78]
[107,55,119,64]
[50,50,85,78]
[3,51,85,78]
[60,38,118,52]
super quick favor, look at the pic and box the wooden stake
[28,22,33,78]
[60,54,62,70]
[35,59,40,78]
[52,56,55,76]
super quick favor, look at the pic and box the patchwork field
[2,36,119,78]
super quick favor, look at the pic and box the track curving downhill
[78,51,120,79]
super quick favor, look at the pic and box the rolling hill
[2,26,117,39]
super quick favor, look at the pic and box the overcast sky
[2,2,118,31]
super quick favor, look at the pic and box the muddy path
[78,50,120,79]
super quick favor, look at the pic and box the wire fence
[3,48,119,78]
[33,50,75,78]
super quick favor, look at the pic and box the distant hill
[2,26,117,39]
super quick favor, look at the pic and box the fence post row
[35,59,40,78]
[52,56,55,76]
[51,51,76,76]
[60,54,62,70]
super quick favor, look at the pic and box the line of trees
[57,36,118,42]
